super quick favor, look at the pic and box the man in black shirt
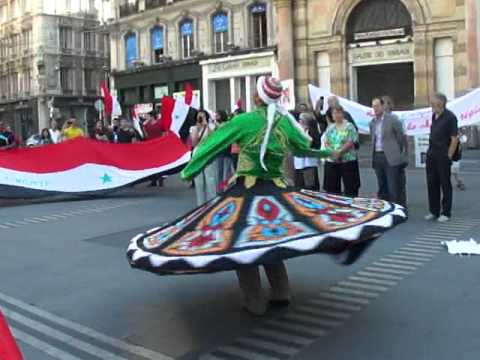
[117,118,139,144]
[425,93,458,222]
[0,120,17,150]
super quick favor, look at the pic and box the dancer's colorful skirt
[127,180,407,275]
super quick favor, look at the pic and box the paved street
[1,159,480,360]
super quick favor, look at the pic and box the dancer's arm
[280,117,332,158]
[181,119,241,181]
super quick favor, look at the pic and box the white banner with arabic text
[308,84,480,136]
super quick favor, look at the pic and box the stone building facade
[0,0,110,139]
[109,0,276,112]
[275,0,480,109]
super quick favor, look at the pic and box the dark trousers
[294,167,320,191]
[373,152,407,207]
[324,160,360,197]
[426,153,452,217]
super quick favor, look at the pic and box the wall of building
[287,0,473,107]
[0,0,109,137]
[110,0,275,72]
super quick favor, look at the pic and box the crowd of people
[0,91,464,221]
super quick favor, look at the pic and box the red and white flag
[100,81,113,116]
[0,136,190,198]
[161,96,191,136]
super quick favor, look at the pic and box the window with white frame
[151,26,164,63]
[180,19,194,59]
[212,12,228,54]
[250,3,267,48]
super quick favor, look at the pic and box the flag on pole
[184,82,193,106]
[161,95,192,137]
[100,81,113,116]
[131,106,145,139]
[112,96,122,117]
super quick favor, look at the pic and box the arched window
[180,19,194,59]
[212,12,228,54]
[125,32,137,69]
[250,3,267,48]
[346,0,412,43]
[151,26,164,63]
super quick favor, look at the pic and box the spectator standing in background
[382,95,408,208]
[143,110,165,187]
[109,118,120,143]
[425,93,459,222]
[323,105,360,197]
[93,120,110,142]
[370,97,408,207]
[0,121,18,150]
[190,110,218,205]
[294,112,321,190]
[39,128,54,145]
[117,118,139,144]
[215,110,235,191]
[61,118,85,141]
[49,119,61,144]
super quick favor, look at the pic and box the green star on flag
[101,173,113,184]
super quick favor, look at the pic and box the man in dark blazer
[370,97,408,207]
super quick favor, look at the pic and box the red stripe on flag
[184,83,193,106]
[0,311,24,360]
[161,96,175,131]
[100,81,113,116]
[0,134,189,173]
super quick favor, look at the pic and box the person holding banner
[425,93,459,222]
[370,97,409,208]
[323,105,361,197]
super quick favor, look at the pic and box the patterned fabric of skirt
[127,179,407,275]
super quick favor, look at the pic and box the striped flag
[0,136,190,198]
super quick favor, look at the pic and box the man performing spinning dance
[127,76,406,316]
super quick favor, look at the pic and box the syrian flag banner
[0,135,190,198]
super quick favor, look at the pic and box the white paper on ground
[442,239,480,255]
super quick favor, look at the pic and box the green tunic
[181,106,331,182]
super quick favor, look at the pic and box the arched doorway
[346,0,415,110]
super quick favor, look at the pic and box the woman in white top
[293,113,321,190]
[48,119,61,144]
[190,110,219,205]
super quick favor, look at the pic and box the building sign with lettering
[348,43,413,65]
[354,28,406,41]
[206,56,273,75]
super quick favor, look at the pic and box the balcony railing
[119,1,139,18]
[145,0,167,10]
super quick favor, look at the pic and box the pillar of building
[273,0,294,81]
